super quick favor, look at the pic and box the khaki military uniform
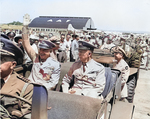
[0,72,33,116]
[62,59,106,99]
[113,59,130,98]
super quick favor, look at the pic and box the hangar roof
[28,16,95,30]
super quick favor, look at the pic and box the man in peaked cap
[112,46,130,100]
[22,26,60,90]
[62,41,106,99]
[1,35,24,65]
[0,37,33,118]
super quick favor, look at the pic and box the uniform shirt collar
[83,59,93,68]
[4,74,11,83]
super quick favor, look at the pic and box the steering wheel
[0,93,32,106]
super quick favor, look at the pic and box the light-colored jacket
[113,59,130,98]
[62,59,106,98]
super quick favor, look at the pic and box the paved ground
[133,68,150,119]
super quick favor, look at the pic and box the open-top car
[1,47,140,119]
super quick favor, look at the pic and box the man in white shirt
[64,34,71,62]
[22,26,60,90]
[58,34,67,62]
[71,35,79,61]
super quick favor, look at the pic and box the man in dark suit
[0,36,33,118]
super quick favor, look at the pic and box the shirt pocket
[87,71,97,81]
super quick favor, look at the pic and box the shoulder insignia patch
[17,74,31,83]
[125,66,128,70]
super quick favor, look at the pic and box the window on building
[47,19,53,22]
[56,19,61,22]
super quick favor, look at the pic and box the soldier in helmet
[0,36,33,118]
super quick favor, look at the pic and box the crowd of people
[1,26,150,118]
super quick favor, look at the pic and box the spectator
[58,34,67,63]
[64,34,71,62]
[71,35,79,61]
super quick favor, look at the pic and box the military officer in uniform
[22,26,60,90]
[113,46,130,99]
[0,36,33,118]
[62,41,106,99]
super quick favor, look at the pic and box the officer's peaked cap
[78,40,96,52]
[39,40,55,49]
[0,37,24,62]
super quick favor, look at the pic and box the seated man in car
[112,46,130,100]
[0,37,33,118]
[22,26,60,90]
[62,41,106,99]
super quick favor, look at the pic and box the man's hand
[22,26,29,42]
[68,89,76,94]
[22,26,29,35]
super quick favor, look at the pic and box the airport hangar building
[28,16,96,35]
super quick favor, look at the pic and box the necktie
[83,63,86,72]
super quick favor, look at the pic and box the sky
[0,0,150,33]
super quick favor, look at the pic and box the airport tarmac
[133,68,150,119]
